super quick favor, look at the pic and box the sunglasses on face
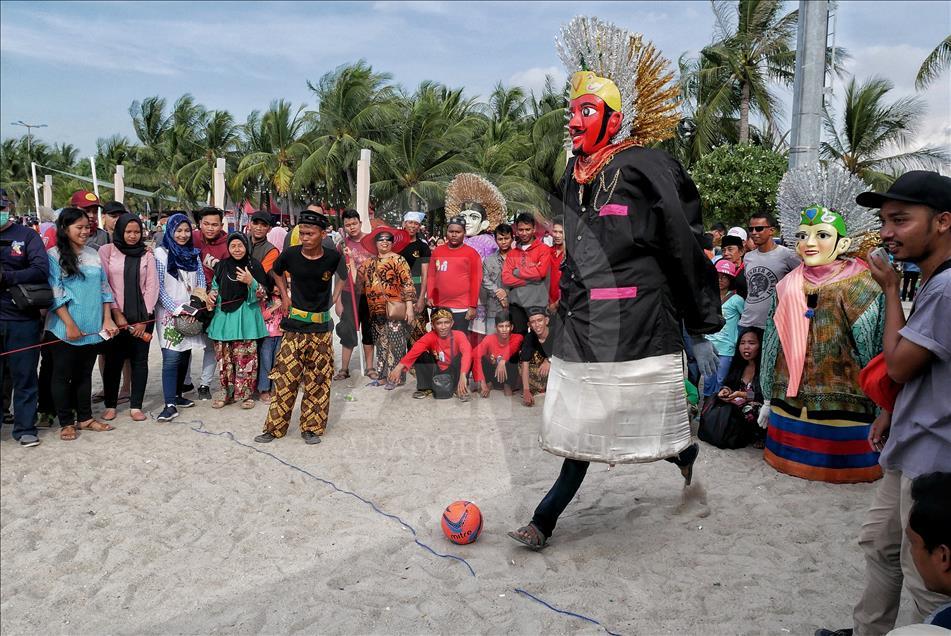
[748,225,772,233]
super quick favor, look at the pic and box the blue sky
[1,0,949,156]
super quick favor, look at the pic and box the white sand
[1,343,912,634]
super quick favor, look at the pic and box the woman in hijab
[99,213,159,422]
[154,213,206,422]
[206,232,268,409]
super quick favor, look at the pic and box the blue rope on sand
[178,419,620,634]
[514,588,623,636]
[182,419,475,576]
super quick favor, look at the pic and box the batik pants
[214,340,258,402]
[371,316,409,378]
[526,351,549,395]
[263,331,334,437]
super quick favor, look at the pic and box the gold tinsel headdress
[444,173,506,230]
[556,16,681,145]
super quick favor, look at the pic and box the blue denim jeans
[702,354,734,397]
[257,336,282,392]
[161,348,192,406]
[0,319,42,439]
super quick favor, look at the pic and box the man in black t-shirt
[255,211,347,445]
[399,211,431,343]
[520,307,553,407]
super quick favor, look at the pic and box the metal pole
[788,0,829,170]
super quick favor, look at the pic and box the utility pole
[10,120,48,161]
[788,0,829,170]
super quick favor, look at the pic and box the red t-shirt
[399,330,472,373]
[193,230,230,288]
[427,243,482,309]
[472,333,524,381]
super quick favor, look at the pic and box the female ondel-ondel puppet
[508,16,723,550]
[445,173,506,336]
[759,164,885,483]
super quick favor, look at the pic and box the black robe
[554,146,723,364]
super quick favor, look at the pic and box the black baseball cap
[298,211,329,229]
[856,170,951,211]
[103,201,128,216]
[250,210,273,226]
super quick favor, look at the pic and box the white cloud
[507,66,565,97]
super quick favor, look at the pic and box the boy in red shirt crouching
[472,312,523,398]
[389,308,472,401]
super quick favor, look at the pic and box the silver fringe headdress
[777,164,880,252]
[556,16,680,146]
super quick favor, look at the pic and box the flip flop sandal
[78,419,114,432]
[240,399,255,409]
[212,400,228,409]
[332,370,350,381]
[60,425,78,441]
[507,523,547,550]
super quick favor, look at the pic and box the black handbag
[9,282,54,310]
[698,399,750,449]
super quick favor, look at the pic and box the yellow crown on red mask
[569,71,622,112]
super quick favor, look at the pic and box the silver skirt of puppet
[540,353,693,464]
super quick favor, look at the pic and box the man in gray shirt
[817,170,951,636]
[482,223,513,334]
[738,212,801,328]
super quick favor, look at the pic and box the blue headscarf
[161,213,201,278]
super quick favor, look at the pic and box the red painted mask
[568,94,623,155]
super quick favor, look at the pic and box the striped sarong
[764,401,882,483]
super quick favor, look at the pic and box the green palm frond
[916,35,951,90]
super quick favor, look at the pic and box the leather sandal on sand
[507,523,547,550]
[78,419,114,432]
[332,369,350,381]
[60,425,78,441]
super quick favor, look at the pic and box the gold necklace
[580,168,621,212]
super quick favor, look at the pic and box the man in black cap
[818,170,951,636]
[248,210,279,273]
[101,201,127,241]
[255,211,348,445]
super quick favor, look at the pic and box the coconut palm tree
[693,0,798,144]
[297,61,401,207]
[234,99,309,220]
[176,109,239,206]
[369,83,479,215]
[694,0,847,145]
[821,76,949,190]
[916,35,951,90]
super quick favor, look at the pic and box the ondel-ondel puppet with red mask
[508,16,724,550]
[759,164,885,483]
